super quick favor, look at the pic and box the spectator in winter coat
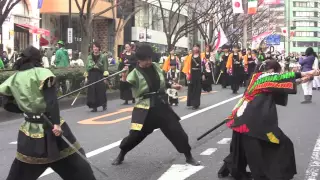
[55,41,69,67]
[299,47,317,103]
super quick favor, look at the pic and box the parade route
[1,86,320,180]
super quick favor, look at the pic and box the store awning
[16,24,50,37]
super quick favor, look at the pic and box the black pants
[6,151,96,180]
[120,106,191,154]
[222,131,296,180]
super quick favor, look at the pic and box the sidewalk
[0,90,120,122]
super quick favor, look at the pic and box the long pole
[68,0,72,48]
[287,0,291,55]
[58,69,126,100]
[242,0,248,49]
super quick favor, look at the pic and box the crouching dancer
[0,46,96,180]
[218,59,319,180]
[112,44,200,166]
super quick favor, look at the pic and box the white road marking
[157,164,204,180]
[9,141,17,145]
[217,138,231,144]
[200,148,217,156]
[40,94,242,178]
[304,134,320,180]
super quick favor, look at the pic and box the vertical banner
[67,28,73,44]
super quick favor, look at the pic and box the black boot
[301,95,312,104]
[184,152,200,166]
[91,107,97,112]
[132,99,135,103]
[122,100,128,105]
[102,104,107,111]
[112,150,127,165]
[217,163,229,178]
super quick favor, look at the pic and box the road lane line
[304,134,320,180]
[9,141,17,145]
[200,148,217,156]
[157,164,204,180]
[217,138,231,144]
[40,94,242,178]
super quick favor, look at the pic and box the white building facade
[131,0,189,52]
[1,0,47,56]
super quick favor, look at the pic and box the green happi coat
[0,68,80,164]
[84,54,109,77]
[126,62,171,131]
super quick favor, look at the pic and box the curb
[0,90,120,122]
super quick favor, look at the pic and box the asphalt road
[0,85,320,180]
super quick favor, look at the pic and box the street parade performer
[243,48,256,86]
[218,59,320,180]
[0,46,96,180]
[219,45,231,88]
[226,45,247,94]
[118,43,136,105]
[201,45,214,92]
[166,60,180,106]
[112,44,200,166]
[84,42,109,112]
[162,48,180,73]
[183,44,204,110]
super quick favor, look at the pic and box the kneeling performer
[0,46,96,180]
[112,44,200,166]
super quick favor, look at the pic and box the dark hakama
[247,60,256,79]
[86,69,107,109]
[119,65,191,154]
[222,72,299,180]
[230,54,243,93]
[187,56,202,108]
[220,54,230,88]
[202,62,213,92]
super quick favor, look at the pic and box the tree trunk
[81,34,90,65]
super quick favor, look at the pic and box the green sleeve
[86,55,94,72]
[0,59,4,69]
[55,50,61,65]
[126,69,137,87]
[103,55,109,71]
[35,68,56,90]
[250,72,297,94]
[0,75,15,96]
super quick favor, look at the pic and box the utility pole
[287,0,291,55]
[242,0,248,49]
[68,0,73,49]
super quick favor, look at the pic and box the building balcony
[291,36,320,41]
[294,27,320,31]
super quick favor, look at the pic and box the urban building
[285,0,320,54]
[40,0,124,57]
[1,0,44,57]
[123,0,189,53]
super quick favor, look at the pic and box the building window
[294,11,317,17]
[296,41,318,47]
[295,31,317,37]
[293,2,316,7]
[293,21,317,27]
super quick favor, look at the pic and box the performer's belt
[192,68,201,70]
[24,113,45,124]
[140,91,169,107]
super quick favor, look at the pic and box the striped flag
[248,0,258,14]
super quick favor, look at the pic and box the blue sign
[38,0,43,9]
[266,35,281,45]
